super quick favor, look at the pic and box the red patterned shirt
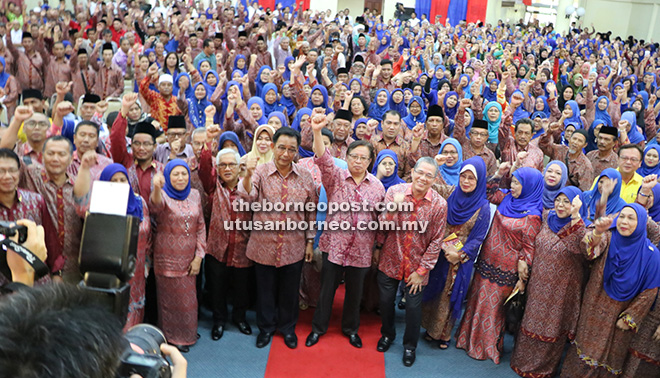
[315,150,385,268]
[0,188,63,272]
[377,183,447,284]
[66,151,114,180]
[237,161,317,267]
[139,76,182,132]
[21,165,82,278]
[199,146,252,268]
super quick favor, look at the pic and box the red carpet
[264,285,385,378]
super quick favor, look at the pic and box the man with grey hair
[374,156,447,367]
[198,125,254,341]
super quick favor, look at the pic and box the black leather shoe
[172,344,190,353]
[211,325,224,341]
[256,332,273,348]
[305,332,321,347]
[348,334,362,348]
[284,333,298,349]
[403,349,416,367]
[398,300,406,310]
[235,321,252,335]
[377,336,393,352]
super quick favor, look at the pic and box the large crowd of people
[1,0,660,376]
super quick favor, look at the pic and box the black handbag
[504,288,527,335]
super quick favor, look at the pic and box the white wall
[484,0,527,26]
[579,0,660,41]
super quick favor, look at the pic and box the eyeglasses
[218,163,238,170]
[132,141,155,148]
[443,151,459,156]
[348,153,370,162]
[380,161,395,167]
[276,145,297,155]
[24,121,50,129]
[168,132,186,138]
[619,157,640,163]
[0,167,19,176]
[414,169,436,180]
[470,131,489,138]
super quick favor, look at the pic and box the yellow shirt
[590,168,642,204]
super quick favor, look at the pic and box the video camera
[78,213,171,378]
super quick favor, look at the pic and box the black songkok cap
[82,93,101,104]
[133,122,157,139]
[102,43,114,52]
[22,88,43,101]
[472,119,488,130]
[337,67,348,75]
[238,30,247,38]
[77,48,88,55]
[215,32,223,39]
[168,115,186,129]
[334,109,352,122]
[599,126,618,137]
[426,105,444,119]
[22,32,33,40]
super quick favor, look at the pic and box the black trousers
[254,261,304,335]
[312,253,369,336]
[204,255,252,326]
[377,270,424,350]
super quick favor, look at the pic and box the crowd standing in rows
[1,0,660,375]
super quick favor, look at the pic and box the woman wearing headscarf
[436,138,463,187]
[261,83,286,116]
[125,100,156,138]
[173,72,195,99]
[401,96,427,130]
[203,70,220,102]
[619,110,645,146]
[580,168,629,223]
[624,178,660,377]
[233,54,248,75]
[423,157,491,349]
[442,91,460,122]
[218,131,247,156]
[456,166,544,364]
[280,81,296,120]
[561,100,584,129]
[482,101,503,145]
[252,65,272,98]
[542,161,568,209]
[637,145,660,177]
[510,186,587,377]
[267,111,289,130]
[73,162,150,330]
[183,82,211,129]
[0,57,19,117]
[150,159,206,353]
[372,150,405,191]
[387,88,407,117]
[244,125,274,166]
[353,118,370,141]
[560,203,660,378]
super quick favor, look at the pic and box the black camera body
[0,221,28,244]
[77,213,171,378]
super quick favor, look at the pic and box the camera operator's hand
[161,344,187,378]
[6,220,47,287]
